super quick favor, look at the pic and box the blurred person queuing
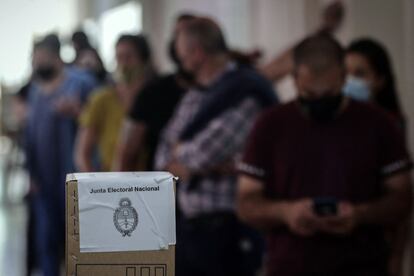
[237,35,412,276]
[10,81,36,276]
[43,33,98,107]
[13,81,36,276]
[71,30,109,87]
[154,17,277,276]
[75,34,155,172]
[25,34,96,276]
[113,13,265,172]
[113,14,196,172]
[17,33,89,276]
[75,47,109,87]
[343,38,408,276]
[344,39,403,124]
[71,30,92,65]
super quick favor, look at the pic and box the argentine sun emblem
[113,198,138,237]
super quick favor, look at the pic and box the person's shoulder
[348,99,397,123]
[231,65,278,103]
[66,66,98,87]
[88,86,115,105]
[347,99,405,133]
[140,74,178,96]
[233,65,271,85]
[66,67,91,81]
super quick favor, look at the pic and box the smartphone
[313,197,338,216]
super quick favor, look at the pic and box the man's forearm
[115,120,145,171]
[237,195,289,230]
[75,146,93,172]
[355,172,412,227]
[115,144,138,171]
[355,192,412,227]
[76,154,93,172]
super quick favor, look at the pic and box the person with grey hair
[155,17,277,276]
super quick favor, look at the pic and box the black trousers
[176,212,264,276]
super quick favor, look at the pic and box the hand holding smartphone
[313,197,338,216]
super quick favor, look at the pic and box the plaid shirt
[155,88,262,218]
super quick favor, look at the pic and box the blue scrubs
[25,68,95,276]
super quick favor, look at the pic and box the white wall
[0,0,78,86]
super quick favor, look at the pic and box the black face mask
[168,38,195,83]
[35,65,57,82]
[299,94,344,122]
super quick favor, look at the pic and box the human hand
[318,201,359,235]
[167,161,190,182]
[54,96,81,118]
[283,199,320,236]
[319,1,345,34]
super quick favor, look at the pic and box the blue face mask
[343,76,371,101]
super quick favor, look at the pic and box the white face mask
[343,76,371,102]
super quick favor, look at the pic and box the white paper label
[77,172,176,253]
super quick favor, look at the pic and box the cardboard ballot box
[66,172,176,276]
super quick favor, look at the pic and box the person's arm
[388,219,410,276]
[74,127,97,172]
[54,95,82,118]
[260,48,294,82]
[259,1,344,82]
[237,175,321,236]
[113,119,147,171]
[355,172,412,226]
[75,89,104,172]
[320,107,412,235]
[319,171,412,235]
[236,109,322,236]
[170,99,260,179]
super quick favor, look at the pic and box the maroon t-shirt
[239,100,411,275]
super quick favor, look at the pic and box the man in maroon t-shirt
[237,35,412,276]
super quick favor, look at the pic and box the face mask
[343,76,371,101]
[114,65,144,85]
[299,94,344,123]
[35,65,57,82]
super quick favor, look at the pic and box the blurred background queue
[0,0,414,276]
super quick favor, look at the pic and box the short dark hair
[116,34,152,63]
[33,33,61,57]
[293,34,344,73]
[72,30,91,50]
[181,17,228,54]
